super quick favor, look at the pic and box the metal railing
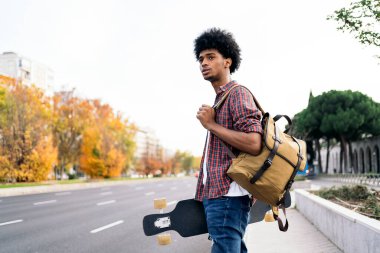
[322,173,380,187]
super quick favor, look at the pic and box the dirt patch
[312,185,380,221]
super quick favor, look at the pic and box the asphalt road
[0,177,210,253]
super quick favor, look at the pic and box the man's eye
[208,56,213,60]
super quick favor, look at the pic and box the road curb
[0,177,179,197]
[295,189,380,253]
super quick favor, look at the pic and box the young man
[194,28,263,253]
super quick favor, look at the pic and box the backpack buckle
[263,159,272,169]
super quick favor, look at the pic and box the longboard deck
[249,190,292,222]
[143,199,207,237]
[249,199,271,223]
[143,192,291,238]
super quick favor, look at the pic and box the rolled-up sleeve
[230,86,263,134]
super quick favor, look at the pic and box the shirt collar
[216,80,237,95]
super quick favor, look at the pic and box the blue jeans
[203,195,250,253]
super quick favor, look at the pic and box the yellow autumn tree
[0,81,56,182]
[20,135,57,181]
[79,100,136,178]
[80,127,105,178]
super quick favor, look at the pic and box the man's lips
[202,69,211,75]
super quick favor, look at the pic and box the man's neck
[211,76,231,93]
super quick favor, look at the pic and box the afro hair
[194,28,241,74]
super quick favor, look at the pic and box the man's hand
[196,104,262,155]
[196,104,216,130]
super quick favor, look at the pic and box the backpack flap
[262,114,307,172]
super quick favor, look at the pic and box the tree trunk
[54,165,57,180]
[348,141,354,173]
[339,141,343,173]
[60,165,64,180]
[315,139,322,174]
[340,135,348,173]
[325,139,330,174]
[60,158,66,180]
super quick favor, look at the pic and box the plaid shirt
[195,81,263,201]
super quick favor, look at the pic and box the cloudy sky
[1,0,379,156]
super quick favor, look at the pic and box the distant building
[320,137,380,174]
[0,52,54,92]
[135,127,161,161]
[132,127,173,176]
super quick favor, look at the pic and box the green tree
[170,150,194,175]
[319,90,380,172]
[292,100,326,173]
[181,153,194,175]
[294,90,380,173]
[328,0,380,57]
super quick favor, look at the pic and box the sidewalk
[245,208,342,253]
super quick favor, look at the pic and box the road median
[0,177,180,197]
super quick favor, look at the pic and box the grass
[294,175,307,181]
[0,176,171,189]
[0,182,50,188]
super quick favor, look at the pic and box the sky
[0,0,379,156]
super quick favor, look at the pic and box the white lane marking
[135,186,144,190]
[145,192,155,196]
[97,200,116,206]
[167,201,178,206]
[0,200,2,203]
[187,184,191,188]
[55,192,71,196]
[0,219,23,227]
[100,191,113,196]
[34,200,57,206]
[90,220,124,234]
[170,187,177,190]
[101,187,110,191]
[157,184,163,187]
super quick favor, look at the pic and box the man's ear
[225,58,232,68]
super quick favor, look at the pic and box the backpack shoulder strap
[213,84,265,115]
[239,85,265,114]
[212,84,264,159]
[213,84,239,109]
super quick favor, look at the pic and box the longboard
[143,191,291,242]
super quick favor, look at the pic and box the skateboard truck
[154,198,172,245]
[264,210,275,222]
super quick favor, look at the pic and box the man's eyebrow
[199,52,216,59]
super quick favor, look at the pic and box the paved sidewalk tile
[245,208,342,253]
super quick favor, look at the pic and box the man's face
[198,49,231,82]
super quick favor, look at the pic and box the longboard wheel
[264,211,275,222]
[154,198,167,209]
[157,233,172,245]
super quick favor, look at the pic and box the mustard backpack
[214,85,307,231]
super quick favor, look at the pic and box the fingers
[198,104,210,111]
[196,104,216,130]
[197,105,210,117]
[196,105,215,120]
